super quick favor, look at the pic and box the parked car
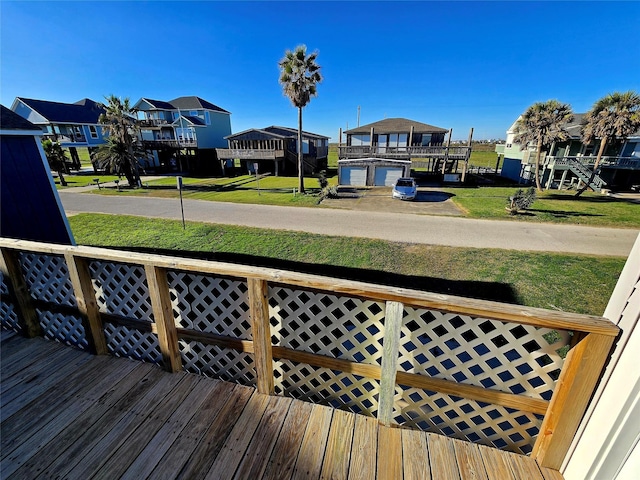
[392,177,417,200]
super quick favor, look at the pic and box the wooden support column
[145,264,182,372]
[65,253,107,355]
[442,129,452,175]
[559,169,568,190]
[370,127,375,153]
[532,332,616,469]
[248,278,274,395]
[0,248,41,337]
[377,301,404,426]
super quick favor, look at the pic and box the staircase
[556,157,607,192]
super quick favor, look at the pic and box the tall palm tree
[97,95,143,187]
[42,139,69,186]
[513,100,574,192]
[279,45,322,194]
[576,91,640,196]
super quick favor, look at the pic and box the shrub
[507,187,536,215]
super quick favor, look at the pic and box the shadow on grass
[114,246,521,304]
[527,209,604,218]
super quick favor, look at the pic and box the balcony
[0,238,620,478]
[339,145,471,160]
[43,132,87,144]
[139,118,171,128]
[546,155,640,170]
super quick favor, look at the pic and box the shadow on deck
[1,331,563,479]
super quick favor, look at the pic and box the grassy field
[443,186,640,228]
[68,213,625,316]
[54,174,122,188]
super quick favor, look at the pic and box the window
[189,110,198,117]
[89,125,98,139]
[205,111,210,125]
[351,134,370,146]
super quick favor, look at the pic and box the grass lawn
[92,174,338,207]
[467,150,499,168]
[442,186,640,228]
[54,174,122,188]
[68,213,625,316]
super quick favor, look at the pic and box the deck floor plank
[402,429,431,480]
[233,395,293,480]
[69,372,202,480]
[320,408,356,480]
[377,425,403,480]
[205,390,272,479]
[348,414,378,480]
[0,333,566,480]
[428,433,462,480]
[453,438,490,480]
[292,403,334,480]
[116,378,227,480]
[164,385,255,480]
[262,398,314,480]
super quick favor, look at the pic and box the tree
[279,45,323,194]
[42,139,68,186]
[513,100,573,192]
[576,90,640,196]
[96,95,143,187]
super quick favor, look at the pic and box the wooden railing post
[145,265,182,373]
[377,301,404,426]
[0,248,41,337]
[64,252,108,355]
[532,332,616,469]
[248,278,274,395]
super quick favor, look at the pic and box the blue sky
[2,1,639,141]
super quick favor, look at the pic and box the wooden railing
[339,145,471,158]
[546,155,640,170]
[0,238,619,469]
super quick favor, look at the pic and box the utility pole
[357,105,360,127]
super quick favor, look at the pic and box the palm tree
[576,91,640,196]
[279,45,323,194]
[42,139,68,186]
[513,100,574,192]
[97,95,143,187]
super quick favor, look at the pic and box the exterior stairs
[555,157,607,192]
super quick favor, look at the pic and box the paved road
[59,191,639,257]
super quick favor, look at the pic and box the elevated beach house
[11,97,106,168]
[338,118,472,185]
[133,96,232,175]
[498,114,640,191]
[216,126,329,176]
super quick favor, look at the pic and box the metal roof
[14,97,105,124]
[345,118,448,135]
[1,105,42,131]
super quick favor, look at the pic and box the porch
[0,238,619,478]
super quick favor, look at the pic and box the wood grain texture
[248,278,275,395]
[378,300,403,426]
[477,444,515,480]
[402,429,431,480]
[452,439,489,480]
[348,414,378,480]
[377,426,402,480]
[320,409,356,480]
[0,248,40,337]
[532,333,616,469]
[292,404,334,480]
[428,433,460,480]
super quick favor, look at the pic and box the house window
[89,125,99,139]
[205,111,210,125]
[189,110,198,117]
[351,134,370,146]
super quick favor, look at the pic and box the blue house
[11,97,106,168]
[133,96,231,175]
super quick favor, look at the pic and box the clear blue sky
[2,1,639,141]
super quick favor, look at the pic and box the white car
[392,177,417,201]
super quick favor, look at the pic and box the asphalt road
[59,191,639,257]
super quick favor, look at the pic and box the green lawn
[442,186,640,228]
[68,213,625,316]
[54,174,122,188]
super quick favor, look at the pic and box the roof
[0,105,42,131]
[169,96,230,114]
[345,118,448,135]
[15,97,105,124]
[174,115,206,126]
[138,98,176,110]
[226,125,329,140]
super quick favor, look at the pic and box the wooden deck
[1,331,564,480]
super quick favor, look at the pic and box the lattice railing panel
[179,340,256,386]
[393,385,542,455]
[0,270,20,333]
[90,261,153,322]
[168,272,251,339]
[269,286,386,365]
[398,307,570,401]
[104,323,161,364]
[19,253,76,306]
[37,309,88,350]
[274,358,380,416]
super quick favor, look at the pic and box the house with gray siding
[10,97,106,168]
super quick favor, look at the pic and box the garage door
[374,167,404,186]
[340,167,367,186]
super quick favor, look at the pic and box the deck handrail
[0,238,619,470]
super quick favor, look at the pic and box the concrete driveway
[321,187,464,216]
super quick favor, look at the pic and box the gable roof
[136,98,176,110]
[169,96,230,114]
[1,105,42,131]
[15,97,105,124]
[173,115,206,126]
[225,125,329,140]
[345,118,448,135]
